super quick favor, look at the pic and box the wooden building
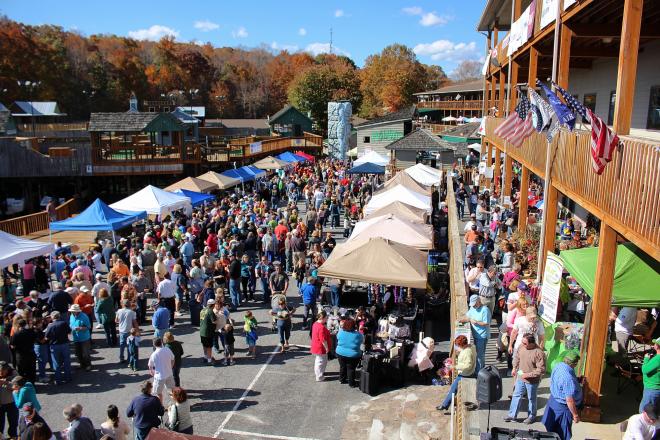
[414,79,485,121]
[385,128,467,170]
[355,106,417,158]
[268,105,313,137]
[0,103,17,136]
[478,0,660,421]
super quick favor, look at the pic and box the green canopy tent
[559,243,660,308]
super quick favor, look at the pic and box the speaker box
[476,366,502,404]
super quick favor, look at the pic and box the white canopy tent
[0,230,54,268]
[348,214,433,250]
[111,185,192,218]
[353,150,389,167]
[404,163,442,187]
[468,143,482,152]
[364,184,431,215]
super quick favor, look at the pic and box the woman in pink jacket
[310,311,333,382]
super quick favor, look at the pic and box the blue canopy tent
[239,165,266,180]
[49,198,147,245]
[346,162,386,174]
[292,153,308,162]
[172,189,215,207]
[276,152,301,163]
[220,168,253,183]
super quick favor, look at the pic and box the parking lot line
[220,428,320,440]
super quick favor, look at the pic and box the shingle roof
[205,119,270,129]
[414,79,484,96]
[355,105,417,128]
[268,104,311,124]
[439,122,481,140]
[11,101,65,116]
[385,129,445,151]
[88,112,184,132]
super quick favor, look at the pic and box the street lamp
[17,80,41,137]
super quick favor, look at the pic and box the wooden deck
[22,229,98,253]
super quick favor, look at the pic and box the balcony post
[499,70,506,116]
[613,0,643,135]
[494,145,502,193]
[508,61,519,114]
[518,165,529,232]
[557,25,572,89]
[582,223,617,422]
[528,46,538,86]
[503,155,513,198]
[486,142,493,188]
[539,186,559,277]
[490,77,497,115]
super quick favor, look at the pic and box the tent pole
[112,230,117,246]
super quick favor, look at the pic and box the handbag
[167,404,180,432]
[505,218,514,226]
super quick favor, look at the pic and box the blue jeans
[154,328,167,339]
[33,344,50,378]
[508,379,539,418]
[119,332,129,361]
[640,387,660,413]
[229,278,241,309]
[50,343,72,383]
[277,320,291,345]
[260,277,271,302]
[473,335,487,373]
[135,426,153,440]
[441,374,465,408]
[330,286,340,307]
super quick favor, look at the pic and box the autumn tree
[450,60,482,82]
[359,44,433,118]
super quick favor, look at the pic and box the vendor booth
[348,214,433,250]
[404,163,442,187]
[346,163,385,175]
[276,151,304,163]
[379,171,430,195]
[353,150,389,167]
[0,230,54,268]
[164,176,217,193]
[252,156,289,170]
[171,189,215,207]
[111,185,191,218]
[50,199,146,232]
[240,165,266,180]
[364,201,428,224]
[197,171,241,190]
[364,184,432,215]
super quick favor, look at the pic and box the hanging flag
[494,103,521,138]
[537,80,576,130]
[551,80,620,175]
[495,93,535,147]
[528,88,553,132]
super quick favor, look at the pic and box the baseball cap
[207,299,215,306]
[469,295,479,307]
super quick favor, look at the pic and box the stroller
[270,292,287,332]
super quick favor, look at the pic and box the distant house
[175,106,206,123]
[10,101,66,125]
[355,105,417,158]
[203,119,270,137]
[385,128,458,169]
[0,103,17,136]
[268,105,313,137]
[414,79,485,121]
[171,108,200,141]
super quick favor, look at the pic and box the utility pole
[329,28,333,54]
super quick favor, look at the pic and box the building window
[163,107,170,112]
[583,94,596,112]
[647,85,660,129]
[363,136,370,143]
[148,107,155,113]
[608,91,616,126]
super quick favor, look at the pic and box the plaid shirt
[550,362,583,405]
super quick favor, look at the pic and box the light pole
[17,80,41,137]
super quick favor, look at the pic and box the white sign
[482,50,492,76]
[507,2,534,57]
[540,0,577,29]
[484,166,494,179]
[540,252,564,324]
[249,141,262,154]
[478,161,487,175]
[455,322,472,344]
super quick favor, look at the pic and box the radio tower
[329,27,333,54]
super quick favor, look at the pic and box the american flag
[493,94,535,147]
[552,81,620,175]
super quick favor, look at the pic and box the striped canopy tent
[196,171,241,190]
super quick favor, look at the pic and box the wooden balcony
[227,132,323,159]
[0,198,77,237]
[417,100,484,111]
[484,116,660,260]
[415,123,456,134]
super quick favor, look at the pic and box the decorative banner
[478,161,487,175]
[507,3,534,56]
[540,0,577,30]
[482,51,491,76]
[540,252,564,324]
[249,141,262,154]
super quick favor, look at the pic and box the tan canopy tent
[197,171,241,190]
[378,171,430,196]
[364,201,428,223]
[318,237,428,289]
[348,213,433,250]
[253,156,289,170]
[164,176,218,193]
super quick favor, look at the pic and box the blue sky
[1,0,487,75]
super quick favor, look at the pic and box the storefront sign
[249,141,262,154]
[371,130,403,142]
[540,252,564,324]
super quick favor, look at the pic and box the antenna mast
[330,27,333,54]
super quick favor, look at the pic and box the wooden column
[528,46,539,86]
[613,0,643,135]
[508,61,519,114]
[494,145,502,193]
[582,223,618,422]
[490,76,497,115]
[540,186,559,277]
[499,70,506,116]
[518,166,529,231]
[503,155,513,198]
[486,142,493,188]
[557,26,573,89]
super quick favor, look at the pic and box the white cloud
[413,40,479,61]
[298,28,307,36]
[194,20,219,32]
[232,26,248,38]
[305,42,350,57]
[402,6,423,15]
[271,41,299,52]
[334,9,344,18]
[128,25,179,41]
[420,12,449,27]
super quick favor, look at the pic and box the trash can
[189,299,201,327]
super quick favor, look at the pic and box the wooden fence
[0,198,77,237]
[417,100,484,111]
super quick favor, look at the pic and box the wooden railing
[92,144,184,164]
[0,198,77,237]
[484,116,660,260]
[416,123,456,134]
[17,122,88,133]
[417,100,484,111]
